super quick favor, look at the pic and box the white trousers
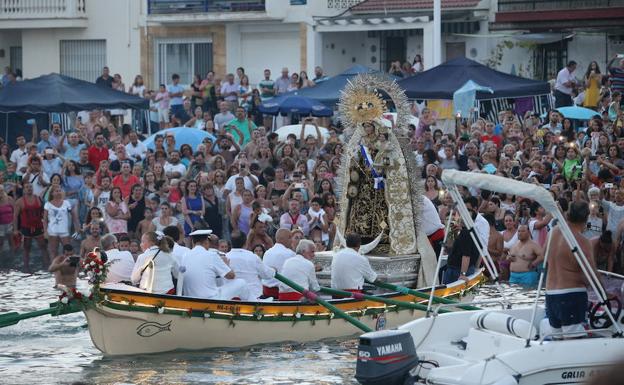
[217,278,250,301]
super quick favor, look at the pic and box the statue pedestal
[314,251,421,288]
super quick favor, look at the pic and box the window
[155,39,213,86]
[60,40,106,82]
[9,46,22,74]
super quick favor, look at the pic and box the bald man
[261,229,296,298]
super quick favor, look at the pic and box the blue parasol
[142,127,215,151]
[258,94,333,117]
[556,106,601,121]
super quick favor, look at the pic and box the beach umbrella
[275,124,329,142]
[258,94,334,117]
[556,106,601,121]
[142,127,213,151]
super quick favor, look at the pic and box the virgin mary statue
[335,75,422,256]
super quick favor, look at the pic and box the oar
[0,301,81,328]
[274,273,372,333]
[366,280,481,311]
[318,286,452,314]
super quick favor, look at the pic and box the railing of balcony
[0,0,86,19]
[147,0,266,14]
[498,0,624,12]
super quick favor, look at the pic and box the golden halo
[340,87,387,126]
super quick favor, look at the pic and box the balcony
[493,0,624,30]
[497,0,624,12]
[147,0,265,14]
[0,0,87,29]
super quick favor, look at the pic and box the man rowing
[545,201,598,338]
[227,232,275,300]
[261,228,296,298]
[183,228,250,300]
[331,233,377,294]
[278,240,320,301]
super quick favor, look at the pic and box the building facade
[0,0,621,89]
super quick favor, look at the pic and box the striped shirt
[609,66,624,93]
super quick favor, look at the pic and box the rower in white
[182,229,250,300]
[278,240,320,301]
[331,233,377,293]
[226,232,275,300]
[261,229,296,298]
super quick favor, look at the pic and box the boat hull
[84,273,482,356]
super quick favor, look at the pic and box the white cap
[189,229,212,236]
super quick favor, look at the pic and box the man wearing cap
[183,229,250,300]
[261,228,296,298]
[226,232,274,300]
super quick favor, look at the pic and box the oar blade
[0,312,21,328]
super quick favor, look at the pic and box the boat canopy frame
[440,169,624,337]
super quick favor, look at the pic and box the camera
[69,256,80,268]
[589,156,597,161]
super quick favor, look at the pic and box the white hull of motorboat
[396,308,624,385]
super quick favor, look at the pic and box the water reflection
[0,270,533,385]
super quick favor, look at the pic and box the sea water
[0,271,538,385]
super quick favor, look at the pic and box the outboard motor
[355,329,418,385]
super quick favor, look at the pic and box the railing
[498,0,624,12]
[0,0,86,19]
[147,0,265,14]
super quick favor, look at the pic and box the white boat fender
[470,312,537,339]
[355,329,419,385]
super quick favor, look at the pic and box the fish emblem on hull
[136,321,172,337]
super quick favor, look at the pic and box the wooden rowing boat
[83,271,483,356]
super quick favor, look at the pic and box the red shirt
[481,134,502,148]
[112,174,140,198]
[88,145,109,171]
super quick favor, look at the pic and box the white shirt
[474,213,490,250]
[10,147,29,176]
[182,244,231,299]
[421,196,444,236]
[171,242,190,279]
[262,243,296,288]
[224,173,258,192]
[555,67,577,95]
[131,246,175,294]
[125,141,147,161]
[25,172,49,197]
[103,248,135,284]
[279,255,320,294]
[44,200,72,234]
[331,247,377,290]
[227,248,274,299]
[164,161,186,177]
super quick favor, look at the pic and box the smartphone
[605,183,614,189]
[69,256,80,268]
[294,183,304,189]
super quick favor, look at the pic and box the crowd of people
[0,54,620,305]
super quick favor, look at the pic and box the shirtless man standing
[80,221,102,258]
[508,224,543,287]
[546,201,598,338]
[48,244,80,288]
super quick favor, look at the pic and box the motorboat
[355,170,624,385]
